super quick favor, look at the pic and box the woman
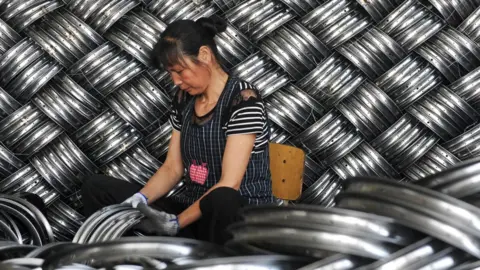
[81,15,274,245]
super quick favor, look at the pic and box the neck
[199,67,228,103]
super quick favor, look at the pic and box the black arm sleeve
[168,89,190,131]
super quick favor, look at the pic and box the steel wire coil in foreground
[0,194,54,246]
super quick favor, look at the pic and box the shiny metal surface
[415,27,480,83]
[239,204,419,246]
[356,0,405,23]
[0,19,21,55]
[296,169,341,205]
[3,0,480,266]
[450,65,480,113]
[30,134,98,197]
[100,145,162,186]
[338,177,480,258]
[407,86,479,141]
[0,103,64,159]
[279,0,319,17]
[225,0,295,42]
[0,242,37,261]
[404,144,461,181]
[0,165,59,206]
[377,0,446,52]
[415,155,480,199]
[260,20,329,80]
[459,6,480,43]
[46,200,84,242]
[148,67,178,97]
[371,114,439,171]
[227,222,399,259]
[213,0,241,12]
[105,9,166,66]
[32,73,104,133]
[266,84,324,136]
[0,144,24,179]
[292,109,364,166]
[166,255,313,270]
[72,109,143,166]
[68,42,145,98]
[297,53,366,110]
[42,236,231,270]
[269,121,291,144]
[427,0,479,27]
[300,155,325,189]
[72,204,142,244]
[332,142,401,180]
[412,247,470,270]
[298,254,368,270]
[67,0,139,34]
[143,121,173,161]
[346,178,480,237]
[0,87,20,122]
[147,0,218,24]
[443,122,480,160]
[0,0,63,32]
[0,37,63,103]
[301,0,372,49]
[375,53,446,109]
[359,237,448,270]
[231,51,290,98]
[25,242,78,259]
[337,27,406,80]
[452,260,480,270]
[215,23,254,69]
[24,7,105,68]
[1,257,43,268]
[337,80,402,141]
[105,74,171,134]
[0,195,54,246]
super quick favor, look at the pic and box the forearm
[140,164,183,204]
[177,134,256,228]
[177,182,233,228]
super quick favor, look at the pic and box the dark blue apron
[171,76,274,206]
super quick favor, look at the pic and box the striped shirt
[169,81,269,154]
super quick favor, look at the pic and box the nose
[171,72,182,87]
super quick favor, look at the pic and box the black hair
[152,15,227,69]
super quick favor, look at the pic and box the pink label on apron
[189,160,208,185]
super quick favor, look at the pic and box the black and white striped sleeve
[225,89,267,136]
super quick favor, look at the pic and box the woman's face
[167,55,211,96]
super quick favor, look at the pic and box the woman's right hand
[122,192,148,208]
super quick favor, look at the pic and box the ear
[197,46,212,65]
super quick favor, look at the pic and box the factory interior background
[2,0,480,269]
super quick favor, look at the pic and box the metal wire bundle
[376,0,446,52]
[231,51,291,97]
[72,109,143,166]
[224,0,295,42]
[300,0,372,49]
[4,0,480,268]
[0,38,63,103]
[23,7,105,68]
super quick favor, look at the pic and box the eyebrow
[168,68,181,72]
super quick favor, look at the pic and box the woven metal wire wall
[2,0,480,264]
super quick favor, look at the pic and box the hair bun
[196,15,227,37]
